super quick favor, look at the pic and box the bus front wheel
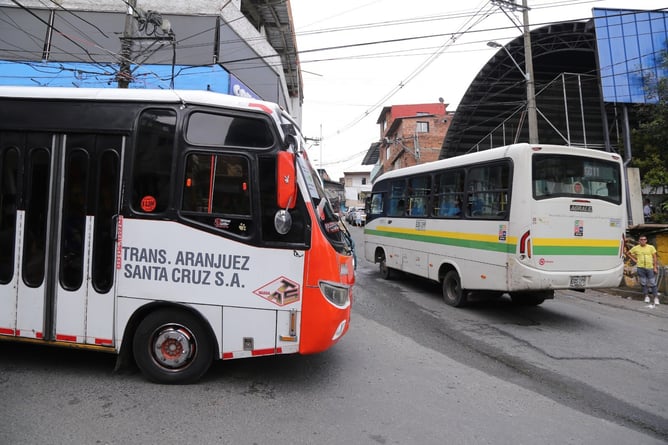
[133,308,214,384]
[442,270,467,307]
[379,257,392,279]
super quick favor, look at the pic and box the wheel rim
[151,324,197,370]
[444,275,460,303]
[445,281,457,301]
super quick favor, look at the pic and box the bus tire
[442,270,467,307]
[133,308,214,384]
[379,257,393,279]
[509,291,548,306]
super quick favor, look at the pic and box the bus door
[0,132,54,340]
[3,133,122,345]
[53,134,123,346]
[0,139,21,338]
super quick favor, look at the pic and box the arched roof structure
[440,20,616,158]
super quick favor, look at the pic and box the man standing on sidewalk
[627,235,660,306]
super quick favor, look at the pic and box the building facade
[363,102,453,183]
[343,169,372,210]
[0,0,302,120]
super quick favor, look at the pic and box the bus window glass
[0,147,18,284]
[60,148,89,290]
[532,154,621,204]
[433,169,464,218]
[132,109,176,214]
[466,162,510,219]
[258,155,308,245]
[186,112,274,148]
[369,193,383,215]
[23,146,50,287]
[388,180,406,216]
[408,176,430,216]
[296,156,348,247]
[92,148,120,293]
[183,153,251,215]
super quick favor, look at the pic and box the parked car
[345,207,358,224]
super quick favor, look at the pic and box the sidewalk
[561,286,668,318]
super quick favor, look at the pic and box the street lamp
[487,40,538,144]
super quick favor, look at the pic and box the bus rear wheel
[442,270,467,307]
[133,308,213,384]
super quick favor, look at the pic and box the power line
[1,2,666,94]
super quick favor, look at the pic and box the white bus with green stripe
[364,143,626,307]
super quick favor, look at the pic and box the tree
[630,48,668,221]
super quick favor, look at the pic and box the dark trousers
[637,267,658,297]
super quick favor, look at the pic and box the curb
[567,287,668,318]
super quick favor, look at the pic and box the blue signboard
[594,8,668,104]
[228,74,261,99]
[0,61,229,91]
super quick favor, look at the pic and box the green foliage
[629,49,668,222]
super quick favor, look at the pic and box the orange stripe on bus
[222,347,284,359]
[56,334,77,342]
[252,347,281,356]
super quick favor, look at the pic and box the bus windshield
[532,153,622,204]
[297,156,353,255]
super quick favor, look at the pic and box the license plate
[569,275,587,288]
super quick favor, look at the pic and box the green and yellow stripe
[365,226,517,254]
[532,237,619,256]
[365,226,620,256]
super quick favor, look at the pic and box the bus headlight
[319,281,350,307]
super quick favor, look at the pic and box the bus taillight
[519,230,531,258]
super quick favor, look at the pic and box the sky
[289,0,668,181]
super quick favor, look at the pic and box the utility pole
[522,0,539,144]
[491,0,538,143]
[118,0,136,88]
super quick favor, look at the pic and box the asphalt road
[0,225,666,444]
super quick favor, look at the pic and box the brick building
[363,102,453,183]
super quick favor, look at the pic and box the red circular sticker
[141,195,157,212]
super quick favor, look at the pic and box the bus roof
[0,85,287,124]
[374,143,622,183]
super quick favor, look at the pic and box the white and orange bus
[0,86,354,383]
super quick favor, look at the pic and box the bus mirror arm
[283,133,302,154]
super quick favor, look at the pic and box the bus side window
[132,109,176,214]
[257,156,307,245]
[0,146,19,284]
[186,112,274,149]
[466,162,510,219]
[370,193,384,215]
[180,153,253,236]
[388,180,406,217]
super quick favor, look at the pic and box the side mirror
[274,209,292,235]
[277,151,297,209]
